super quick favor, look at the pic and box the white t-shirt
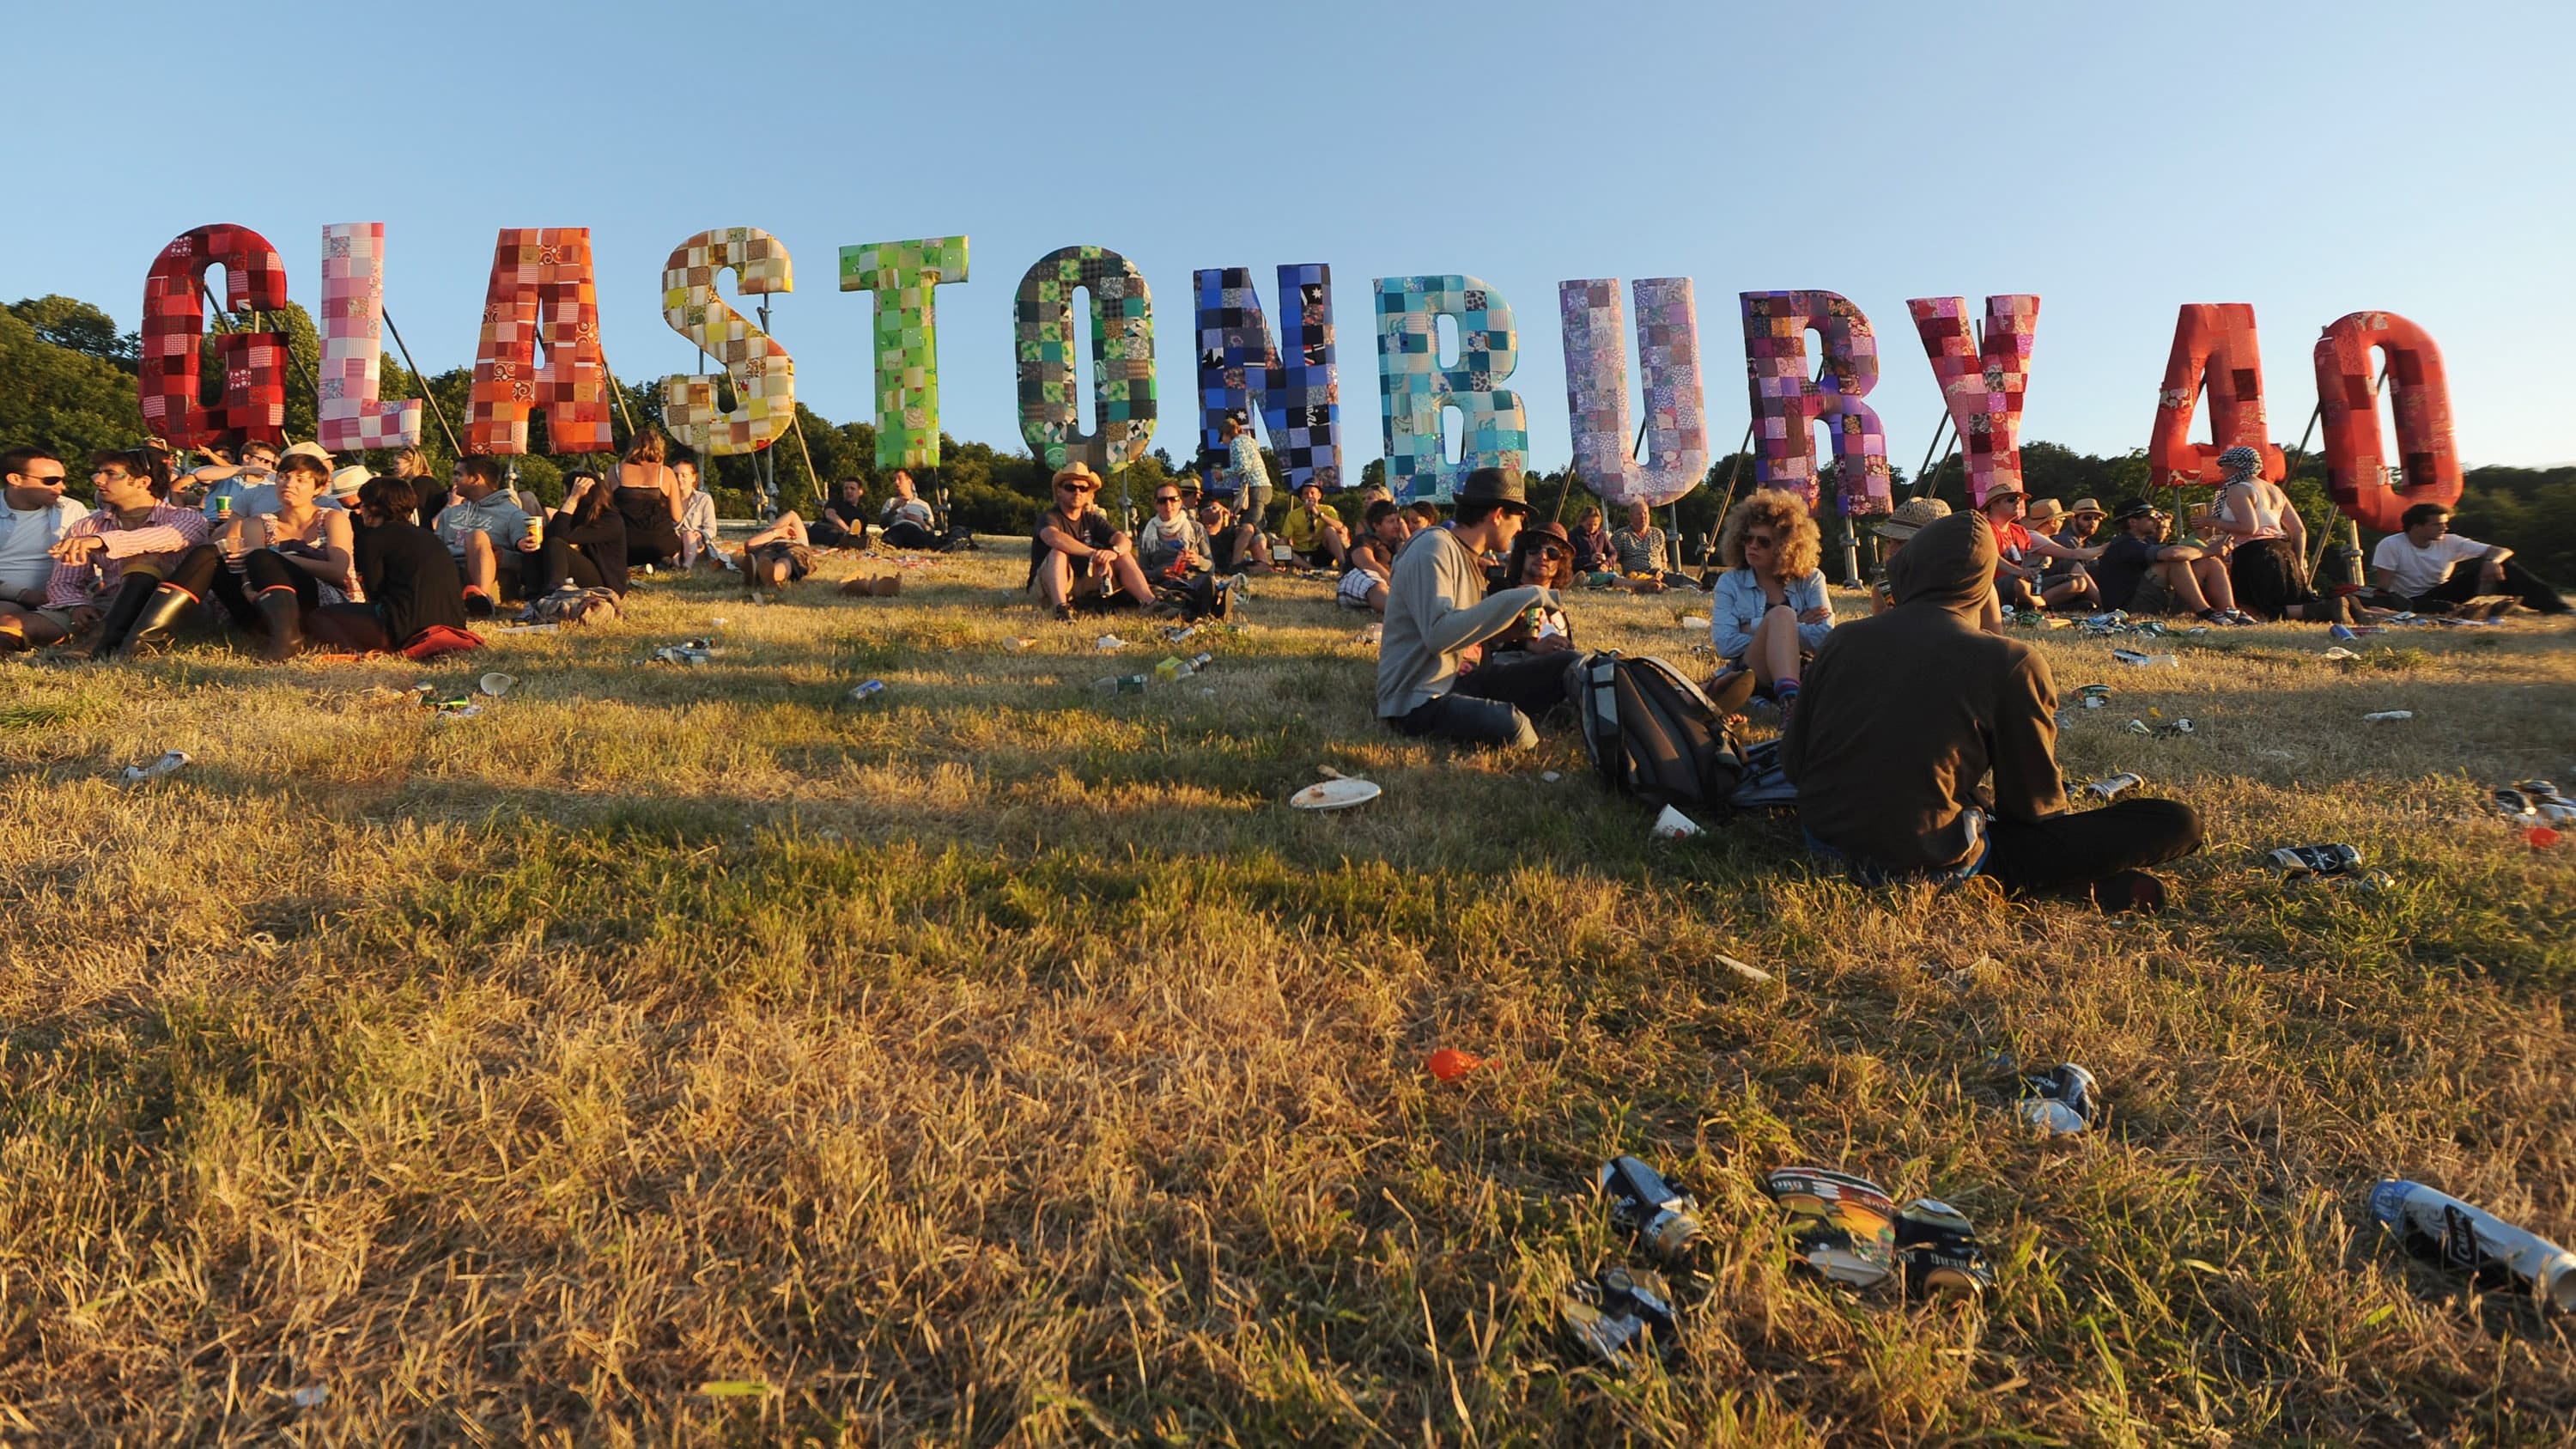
[2372,532,2488,597]
[0,496,91,594]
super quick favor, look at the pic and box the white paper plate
[1291,778,1382,811]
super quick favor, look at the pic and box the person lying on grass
[1783,511,2202,912]
[1376,467,1565,751]
[740,510,817,591]
[1031,462,1164,621]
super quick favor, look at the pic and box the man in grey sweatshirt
[1376,468,1564,749]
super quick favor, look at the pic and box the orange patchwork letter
[2148,303,2281,489]
[469,228,611,454]
[2312,311,2463,533]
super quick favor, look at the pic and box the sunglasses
[1746,533,1777,546]
[19,473,68,486]
[1055,484,1095,495]
[1154,494,1181,503]
[1537,545,1569,561]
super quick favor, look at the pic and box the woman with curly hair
[1484,520,1578,655]
[1708,491,1835,716]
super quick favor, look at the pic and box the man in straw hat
[2020,496,2103,611]
[1376,467,1565,750]
[1031,462,1161,621]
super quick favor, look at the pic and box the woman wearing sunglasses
[1483,521,1578,655]
[1707,492,1834,717]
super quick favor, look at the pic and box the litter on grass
[1426,1047,1485,1082]
[118,750,189,783]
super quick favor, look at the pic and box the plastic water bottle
[849,679,885,702]
[2369,1179,2576,1311]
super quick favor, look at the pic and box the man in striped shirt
[45,447,210,659]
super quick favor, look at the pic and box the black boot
[254,588,303,661]
[61,575,161,660]
[115,583,203,659]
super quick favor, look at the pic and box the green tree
[9,295,137,373]
[0,305,146,493]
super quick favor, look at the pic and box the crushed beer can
[2015,1062,2104,1135]
[1597,1156,1704,1261]
[1765,1166,1899,1290]
[1895,1197,1996,1298]
[2272,843,2363,879]
[2370,1179,2576,1312]
[1558,1265,1679,1367]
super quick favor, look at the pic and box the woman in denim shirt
[1708,490,1834,715]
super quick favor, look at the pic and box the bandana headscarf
[2216,445,2263,484]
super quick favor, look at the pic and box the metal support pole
[1909,412,1953,500]
[755,299,776,513]
[383,306,466,460]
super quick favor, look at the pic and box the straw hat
[2067,497,2106,520]
[2026,497,2068,527]
[1876,496,1952,542]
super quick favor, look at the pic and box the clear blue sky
[9,0,2571,471]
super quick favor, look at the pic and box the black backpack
[1565,651,1748,810]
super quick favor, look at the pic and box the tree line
[6,291,2568,580]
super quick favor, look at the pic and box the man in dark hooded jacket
[1783,511,2202,910]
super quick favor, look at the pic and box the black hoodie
[1782,512,2069,871]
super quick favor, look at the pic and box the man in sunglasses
[1031,463,1160,621]
[0,447,92,648]
[2091,498,2246,624]
[1137,483,1212,576]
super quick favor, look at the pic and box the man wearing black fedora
[1375,467,1566,749]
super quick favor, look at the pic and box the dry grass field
[0,539,2571,1446]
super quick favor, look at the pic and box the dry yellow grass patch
[0,540,2570,1444]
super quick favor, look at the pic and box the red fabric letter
[2312,311,2463,533]
[2148,303,2281,489]
[138,224,290,448]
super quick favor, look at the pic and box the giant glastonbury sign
[135,222,2465,529]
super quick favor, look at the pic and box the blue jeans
[1385,653,1570,751]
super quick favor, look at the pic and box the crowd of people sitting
[8,422,2565,912]
[0,429,981,661]
[1357,458,2566,913]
